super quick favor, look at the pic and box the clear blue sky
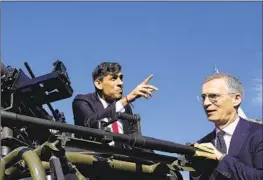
[1,2,262,178]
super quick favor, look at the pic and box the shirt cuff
[116,100,125,112]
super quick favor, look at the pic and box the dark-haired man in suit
[72,62,157,145]
[189,73,263,180]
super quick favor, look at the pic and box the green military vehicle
[0,61,215,180]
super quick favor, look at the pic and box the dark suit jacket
[72,92,140,135]
[190,117,263,180]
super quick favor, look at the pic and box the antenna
[214,64,219,74]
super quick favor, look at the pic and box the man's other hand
[195,143,225,161]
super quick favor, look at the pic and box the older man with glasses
[189,73,263,180]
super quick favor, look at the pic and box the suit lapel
[198,130,216,145]
[211,130,216,146]
[228,118,251,157]
[92,92,106,112]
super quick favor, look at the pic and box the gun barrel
[1,110,196,156]
[0,62,9,75]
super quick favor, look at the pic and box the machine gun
[0,60,217,180]
[1,60,73,156]
[1,61,71,121]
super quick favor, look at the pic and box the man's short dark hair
[92,62,122,81]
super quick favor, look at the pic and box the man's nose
[203,96,212,107]
[117,78,123,85]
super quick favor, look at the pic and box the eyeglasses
[198,93,236,104]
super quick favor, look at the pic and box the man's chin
[207,116,218,122]
[115,94,123,100]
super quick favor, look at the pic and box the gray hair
[204,73,244,98]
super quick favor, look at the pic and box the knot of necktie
[217,130,225,138]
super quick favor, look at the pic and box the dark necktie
[216,131,227,154]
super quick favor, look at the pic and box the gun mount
[0,60,216,180]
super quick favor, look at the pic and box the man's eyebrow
[115,73,123,76]
[110,73,123,78]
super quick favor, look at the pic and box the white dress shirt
[215,116,240,154]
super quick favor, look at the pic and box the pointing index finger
[143,74,154,84]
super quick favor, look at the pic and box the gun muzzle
[0,62,9,76]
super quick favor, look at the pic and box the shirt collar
[97,93,117,108]
[216,116,240,136]
[97,93,109,108]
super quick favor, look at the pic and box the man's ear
[233,93,242,107]
[94,79,103,90]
